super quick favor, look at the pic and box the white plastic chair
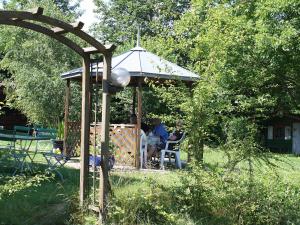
[140,130,148,169]
[160,132,185,169]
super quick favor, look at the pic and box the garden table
[0,132,53,174]
[147,135,160,146]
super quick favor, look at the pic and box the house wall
[264,117,294,153]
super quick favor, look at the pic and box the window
[274,126,285,140]
[267,126,273,140]
[285,126,291,140]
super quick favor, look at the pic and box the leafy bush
[107,178,181,225]
[177,165,300,225]
[105,167,300,225]
[0,173,51,200]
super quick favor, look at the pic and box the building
[0,84,27,129]
[264,114,300,154]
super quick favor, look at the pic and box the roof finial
[136,26,141,47]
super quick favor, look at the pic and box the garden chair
[0,129,31,175]
[0,129,15,151]
[42,152,70,180]
[140,130,148,169]
[14,125,31,136]
[13,125,31,154]
[34,127,68,180]
[34,127,57,156]
[160,132,185,169]
[0,129,17,166]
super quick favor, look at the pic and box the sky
[0,0,98,31]
[77,0,98,31]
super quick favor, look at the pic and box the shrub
[178,165,300,225]
[107,178,180,225]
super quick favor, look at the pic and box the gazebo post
[63,79,70,156]
[99,52,113,221]
[136,78,142,168]
[80,55,91,206]
[132,87,136,116]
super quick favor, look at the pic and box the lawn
[0,147,300,224]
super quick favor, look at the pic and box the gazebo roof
[61,46,199,82]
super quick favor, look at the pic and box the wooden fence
[67,121,137,166]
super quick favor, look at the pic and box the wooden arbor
[0,7,113,217]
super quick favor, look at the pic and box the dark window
[274,126,285,140]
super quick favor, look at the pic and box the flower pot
[52,140,64,152]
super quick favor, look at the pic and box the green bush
[107,179,179,225]
[177,166,300,225]
[0,173,51,200]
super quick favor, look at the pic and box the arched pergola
[0,7,112,218]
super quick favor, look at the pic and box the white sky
[0,0,98,31]
[77,0,98,31]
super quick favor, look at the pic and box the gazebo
[61,41,199,168]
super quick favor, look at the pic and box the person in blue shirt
[152,118,169,147]
[147,118,169,160]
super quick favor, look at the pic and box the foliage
[220,117,278,175]
[108,178,179,225]
[92,0,191,44]
[0,150,300,224]
[0,0,81,127]
[145,80,191,127]
[143,0,300,162]
[175,165,300,225]
[104,163,300,225]
[57,120,64,140]
[0,173,51,200]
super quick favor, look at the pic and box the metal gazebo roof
[61,46,199,82]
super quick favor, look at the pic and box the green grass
[203,148,300,185]
[1,147,300,224]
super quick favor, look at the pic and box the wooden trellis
[65,121,81,156]
[90,123,137,166]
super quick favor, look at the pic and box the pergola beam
[0,19,85,57]
[29,7,44,16]
[0,9,108,53]
[51,21,84,35]
[83,46,100,54]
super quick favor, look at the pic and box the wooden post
[63,79,70,156]
[80,55,91,206]
[99,52,112,222]
[187,85,193,163]
[132,87,136,116]
[136,79,142,168]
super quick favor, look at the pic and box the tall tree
[145,0,300,160]
[92,0,191,44]
[0,0,81,126]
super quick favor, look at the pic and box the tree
[144,0,300,161]
[91,0,191,44]
[0,0,81,126]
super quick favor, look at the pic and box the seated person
[168,120,184,150]
[148,118,169,159]
[130,113,151,134]
[153,118,169,148]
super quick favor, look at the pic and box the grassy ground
[1,146,300,224]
